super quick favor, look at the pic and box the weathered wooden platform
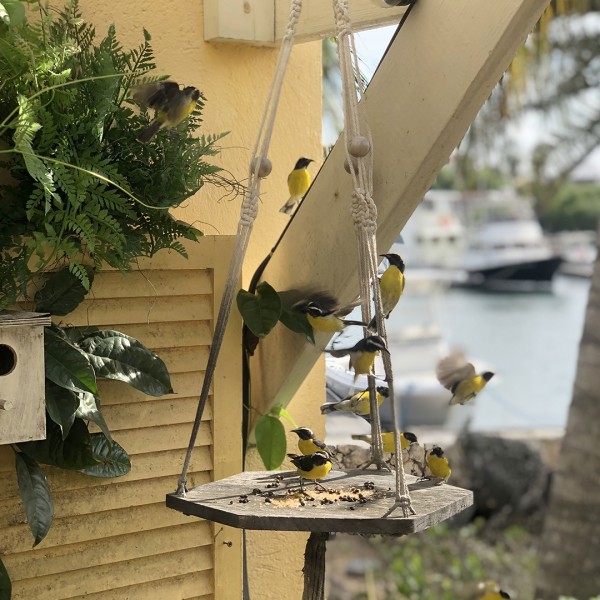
[166,469,473,535]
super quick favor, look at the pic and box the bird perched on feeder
[327,335,389,382]
[287,452,332,491]
[369,253,406,330]
[133,81,202,142]
[320,386,389,416]
[352,431,418,453]
[294,299,367,334]
[424,445,451,484]
[291,427,328,456]
[436,351,495,406]
[280,157,314,215]
[477,581,511,600]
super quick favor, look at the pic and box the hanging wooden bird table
[166,469,472,534]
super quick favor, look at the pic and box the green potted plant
[0,1,231,592]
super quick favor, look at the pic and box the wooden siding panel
[67,571,214,600]
[87,270,213,299]
[4,522,212,580]
[0,237,243,599]
[12,547,212,599]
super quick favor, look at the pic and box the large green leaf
[34,267,93,316]
[76,392,112,443]
[0,557,11,600]
[78,330,172,396]
[44,328,97,395]
[255,414,287,470]
[14,452,54,547]
[279,307,315,344]
[236,282,282,338]
[18,418,99,470]
[80,434,131,478]
[0,0,25,27]
[45,381,78,440]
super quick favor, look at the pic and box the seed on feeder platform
[348,135,371,157]
[344,156,360,174]
[250,156,272,178]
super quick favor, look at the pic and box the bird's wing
[133,81,179,109]
[436,351,476,390]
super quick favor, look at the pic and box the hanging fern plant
[0,0,228,309]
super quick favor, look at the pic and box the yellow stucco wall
[76,2,325,599]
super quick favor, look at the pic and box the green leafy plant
[0,0,228,310]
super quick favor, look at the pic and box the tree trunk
[536,232,600,598]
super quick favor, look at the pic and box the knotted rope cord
[332,0,413,516]
[177,0,304,496]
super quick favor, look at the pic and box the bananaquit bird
[133,81,202,143]
[478,581,511,600]
[328,335,389,382]
[294,300,367,334]
[436,351,494,406]
[320,386,389,416]
[291,427,328,456]
[425,445,451,484]
[287,452,332,491]
[352,431,417,453]
[280,157,314,215]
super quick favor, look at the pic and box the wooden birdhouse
[0,310,51,444]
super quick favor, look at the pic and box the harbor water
[385,274,591,431]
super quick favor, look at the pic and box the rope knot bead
[348,135,371,158]
[344,155,360,174]
[250,156,272,178]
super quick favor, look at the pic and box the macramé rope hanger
[176,0,304,496]
[332,0,415,516]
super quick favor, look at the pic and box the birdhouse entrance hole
[0,344,17,376]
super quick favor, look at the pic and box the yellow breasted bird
[280,157,314,215]
[370,253,406,330]
[425,445,451,483]
[477,581,511,600]
[436,351,494,406]
[352,431,417,453]
[296,301,367,334]
[287,452,332,491]
[291,427,328,456]
[320,386,389,416]
[133,81,202,143]
[328,335,389,382]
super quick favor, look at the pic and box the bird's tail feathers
[279,196,300,214]
[351,434,371,443]
[137,120,162,143]
[319,403,338,415]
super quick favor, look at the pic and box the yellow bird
[320,386,389,416]
[425,445,451,483]
[436,351,494,406]
[287,452,332,491]
[477,581,511,600]
[280,157,314,215]
[133,81,202,142]
[291,427,328,456]
[352,431,417,453]
[328,335,389,382]
[379,253,406,317]
[295,300,367,334]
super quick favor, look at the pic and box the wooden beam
[250,0,550,422]
[204,0,408,45]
